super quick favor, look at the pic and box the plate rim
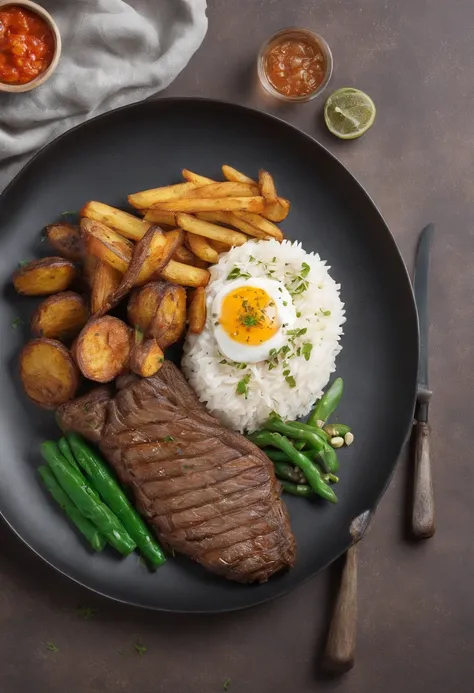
[0,96,419,613]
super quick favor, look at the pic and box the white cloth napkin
[0,0,208,191]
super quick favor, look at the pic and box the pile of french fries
[12,165,289,410]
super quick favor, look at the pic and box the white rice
[182,239,345,433]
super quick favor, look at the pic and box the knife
[412,223,435,539]
[323,510,373,673]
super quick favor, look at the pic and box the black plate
[0,98,418,613]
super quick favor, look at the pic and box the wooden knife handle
[323,543,358,673]
[412,421,435,538]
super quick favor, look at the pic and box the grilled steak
[57,361,296,582]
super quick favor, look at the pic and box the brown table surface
[1,1,473,691]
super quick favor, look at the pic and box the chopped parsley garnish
[302,342,313,361]
[163,436,174,443]
[10,317,24,330]
[285,375,296,388]
[134,643,147,656]
[60,210,78,217]
[300,262,310,278]
[321,309,331,316]
[76,606,96,620]
[240,313,259,327]
[47,642,59,652]
[17,260,29,268]
[286,327,307,337]
[236,373,251,398]
[227,267,251,280]
[223,679,231,691]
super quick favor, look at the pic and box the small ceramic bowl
[0,0,61,93]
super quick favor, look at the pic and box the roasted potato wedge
[181,169,215,186]
[128,182,198,209]
[160,259,209,287]
[187,286,206,334]
[143,209,177,226]
[186,232,219,263]
[221,165,255,185]
[177,213,247,246]
[149,284,187,349]
[13,257,77,296]
[76,316,131,383]
[91,262,122,315]
[183,182,259,198]
[83,253,99,289]
[171,242,195,265]
[262,197,290,223]
[127,282,165,334]
[20,338,80,408]
[81,218,134,274]
[152,196,265,214]
[233,211,283,241]
[31,292,89,341]
[45,223,83,262]
[196,211,272,240]
[81,201,151,241]
[130,337,164,378]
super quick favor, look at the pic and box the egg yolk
[219,286,279,345]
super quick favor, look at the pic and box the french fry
[181,169,215,186]
[210,239,231,254]
[183,182,259,199]
[143,209,177,226]
[186,232,219,264]
[196,211,271,240]
[177,213,247,247]
[160,259,209,287]
[81,201,151,241]
[81,219,133,274]
[152,196,265,214]
[128,182,198,209]
[172,243,195,265]
[193,257,209,269]
[262,197,290,223]
[91,262,122,315]
[187,286,207,334]
[258,169,277,200]
[233,211,283,241]
[221,165,255,185]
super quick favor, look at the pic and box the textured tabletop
[1,1,473,691]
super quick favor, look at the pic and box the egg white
[211,277,296,363]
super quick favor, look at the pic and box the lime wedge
[324,88,376,139]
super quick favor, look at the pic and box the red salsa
[0,5,55,85]
[265,38,326,98]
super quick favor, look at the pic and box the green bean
[38,466,106,552]
[41,441,136,556]
[263,418,339,473]
[266,456,307,484]
[293,440,306,451]
[248,431,337,503]
[58,437,80,471]
[323,423,351,438]
[67,434,166,567]
[285,420,330,441]
[279,480,315,498]
[307,378,344,427]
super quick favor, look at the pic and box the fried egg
[211,277,296,363]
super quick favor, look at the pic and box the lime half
[324,88,376,139]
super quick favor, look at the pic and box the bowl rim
[0,0,62,93]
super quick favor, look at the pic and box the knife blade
[412,223,435,538]
[414,222,434,420]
